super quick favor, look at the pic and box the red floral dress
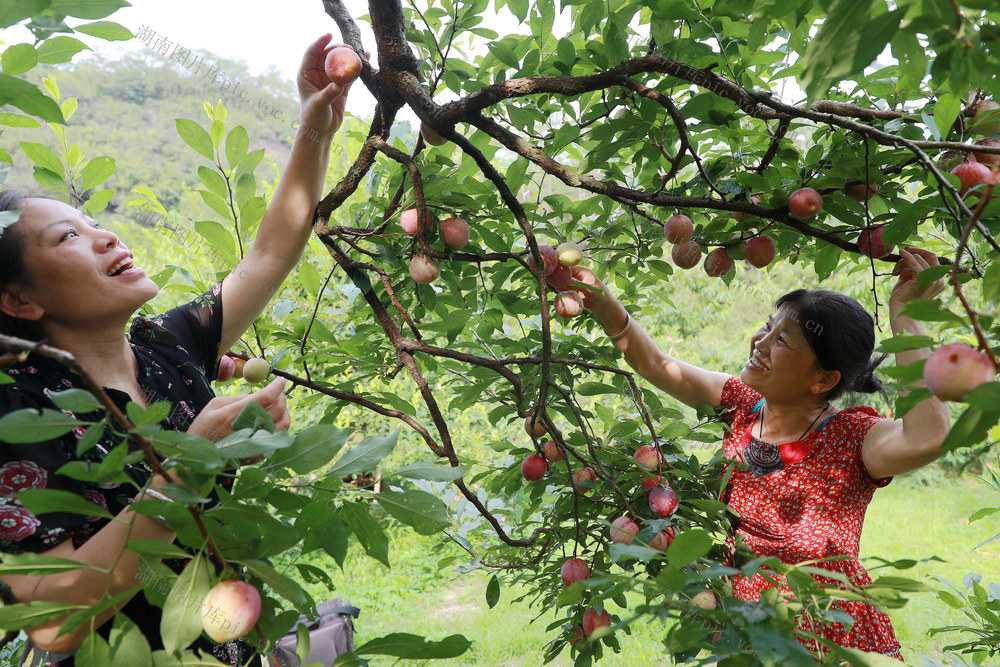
[720,376,903,660]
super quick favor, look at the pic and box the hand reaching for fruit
[889,247,946,308]
[297,34,363,138]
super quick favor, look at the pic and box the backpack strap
[318,604,361,619]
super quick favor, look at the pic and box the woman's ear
[813,369,841,395]
[0,285,44,322]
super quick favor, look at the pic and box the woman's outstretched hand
[187,377,291,445]
[889,247,947,308]
[297,33,359,138]
[569,265,613,311]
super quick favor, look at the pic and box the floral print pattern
[719,376,903,660]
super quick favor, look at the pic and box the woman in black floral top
[0,33,355,666]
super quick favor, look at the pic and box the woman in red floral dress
[569,249,951,661]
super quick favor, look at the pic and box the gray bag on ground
[269,598,360,667]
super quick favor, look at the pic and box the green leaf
[0,551,101,576]
[36,36,90,64]
[225,125,249,169]
[49,388,102,413]
[160,553,211,655]
[81,155,116,191]
[74,20,133,41]
[47,0,129,20]
[385,461,466,482]
[19,140,63,175]
[0,407,86,442]
[326,430,398,478]
[941,405,999,452]
[109,614,153,666]
[898,300,965,324]
[265,423,351,475]
[355,633,472,659]
[175,119,216,161]
[127,539,193,560]
[242,558,313,608]
[194,220,236,260]
[610,543,660,563]
[18,488,114,519]
[74,631,112,667]
[376,489,448,535]
[486,575,500,609]
[876,334,935,354]
[934,94,962,140]
[0,601,79,630]
[338,502,390,567]
[0,112,40,127]
[0,0,51,29]
[0,75,62,122]
[83,188,114,216]
[2,43,37,76]
[666,528,713,568]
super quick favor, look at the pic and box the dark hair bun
[849,354,888,394]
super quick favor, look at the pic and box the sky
[84,0,381,119]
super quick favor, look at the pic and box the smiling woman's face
[0,198,158,337]
[740,303,839,403]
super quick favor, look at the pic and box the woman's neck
[758,396,832,441]
[43,325,138,390]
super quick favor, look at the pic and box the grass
[315,469,999,666]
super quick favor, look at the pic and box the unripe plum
[704,247,734,277]
[242,358,271,384]
[440,217,470,250]
[554,291,584,318]
[542,440,562,461]
[572,466,596,487]
[857,225,894,259]
[527,244,558,276]
[408,255,440,283]
[951,161,994,197]
[231,357,246,379]
[743,236,775,268]
[324,46,362,85]
[525,413,546,438]
[788,187,823,218]
[691,590,717,610]
[609,516,639,545]
[521,454,547,481]
[633,444,662,469]
[845,180,878,202]
[663,214,694,244]
[201,580,261,642]
[420,122,447,146]
[560,558,590,586]
[648,484,679,518]
[556,242,583,267]
[972,138,1000,166]
[671,241,702,269]
[924,343,995,401]
[971,100,1000,136]
[582,607,611,637]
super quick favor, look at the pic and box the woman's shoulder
[720,375,763,415]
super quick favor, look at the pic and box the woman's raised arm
[571,266,730,409]
[219,34,355,352]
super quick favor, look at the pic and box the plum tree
[242,358,271,384]
[556,242,583,266]
[704,247,734,277]
[857,225,894,259]
[561,558,590,586]
[408,254,440,283]
[440,216,470,250]
[743,236,775,268]
[671,241,702,269]
[951,161,994,197]
[787,187,823,218]
[609,517,639,545]
[521,454,547,481]
[663,214,694,244]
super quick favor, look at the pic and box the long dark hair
[775,289,887,402]
[0,189,45,341]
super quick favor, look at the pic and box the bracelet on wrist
[607,313,631,341]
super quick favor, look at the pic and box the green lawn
[320,470,998,666]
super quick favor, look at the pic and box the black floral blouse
[0,283,256,666]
